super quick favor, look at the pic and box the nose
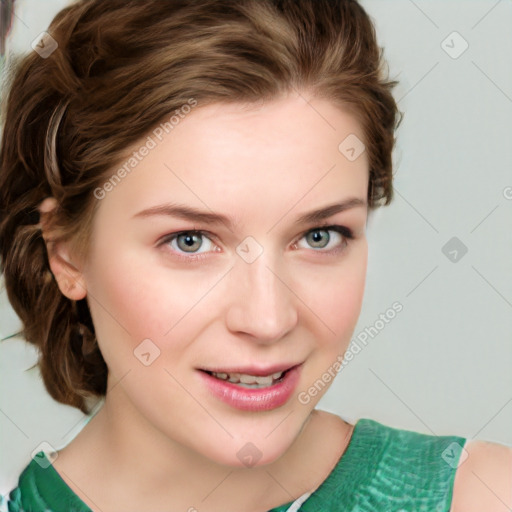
[224,250,298,343]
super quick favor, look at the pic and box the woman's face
[79,93,369,467]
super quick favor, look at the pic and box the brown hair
[0,0,402,414]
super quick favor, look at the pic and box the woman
[1,1,510,511]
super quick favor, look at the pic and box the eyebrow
[132,197,367,230]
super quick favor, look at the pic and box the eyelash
[158,224,355,263]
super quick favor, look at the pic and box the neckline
[30,418,370,512]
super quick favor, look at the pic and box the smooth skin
[39,93,511,512]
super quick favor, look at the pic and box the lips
[197,363,302,411]
[198,363,299,388]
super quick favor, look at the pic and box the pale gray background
[1,0,511,500]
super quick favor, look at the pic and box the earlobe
[38,197,87,301]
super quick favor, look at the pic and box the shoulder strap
[299,418,466,511]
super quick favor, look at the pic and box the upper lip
[199,362,302,376]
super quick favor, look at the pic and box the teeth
[254,375,273,386]
[210,370,284,387]
[240,374,257,384]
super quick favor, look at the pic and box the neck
[59,384,353,512]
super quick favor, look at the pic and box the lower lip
[198,365,301,412]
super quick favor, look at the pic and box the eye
[293,225,354,253]
[163,230,217,255]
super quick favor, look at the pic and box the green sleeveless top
[5,418,466,512]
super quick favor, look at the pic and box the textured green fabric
[7,418,466,512]
[7,454,92,512]
[272,419,466,512]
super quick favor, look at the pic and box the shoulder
[6,456,43,512]
[6,451,92,512]
[312,416,469,510]
[450,439,512,512]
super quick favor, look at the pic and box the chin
[203,432,296,470]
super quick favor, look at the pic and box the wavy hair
[0,0,402,414]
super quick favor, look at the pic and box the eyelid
[297,223,353,240]
[292,224,353,251]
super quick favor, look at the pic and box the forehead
[96,94,369,226]
[172,95,367,164]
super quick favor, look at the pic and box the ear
[38,197,87,301]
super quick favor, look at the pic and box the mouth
[199,368,291,389]
[197,363,303,411]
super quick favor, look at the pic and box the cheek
[83,241,224,373]
[83,245,190,368]
[298,242,367,343]
[87,259,161,334]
